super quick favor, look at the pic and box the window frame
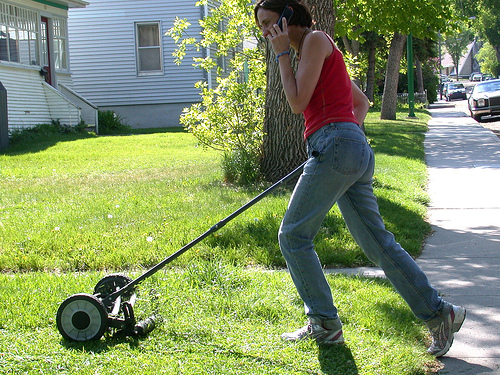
[134,21,163,76]
[52,16,68,71]
[0,1,40,67]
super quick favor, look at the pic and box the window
[135,22,162,75]
[0,2,39,65]
[52,17,67,70]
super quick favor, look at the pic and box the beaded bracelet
[276,51,290,62]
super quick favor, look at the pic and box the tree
[413,38,438,93]
[476,41,500,77]
[377,0,451,119]
[444,25,473,80]
[259,46,306,181]
[453,0,500,75]
[380,33,406,120]
[362,32,387,102]
[477,1,500,72]
[333,0,451,120]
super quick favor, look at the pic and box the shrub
[180,58,265,184]
[98,110,132,135]
[222,148,261,185]
[167,1,265,185]
[9,119,87,144]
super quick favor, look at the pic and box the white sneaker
[427,304,466,357]
[281,317,344,344]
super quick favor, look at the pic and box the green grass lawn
[0,110,441,374]
[0,267,438,374]
[0,111,430,271]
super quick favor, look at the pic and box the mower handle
[102,157,311,308]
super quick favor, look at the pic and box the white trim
[134,20,163,76]
[59,83,97,108]
[204,2,211,89]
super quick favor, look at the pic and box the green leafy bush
[222,148,261,185]
[167,1,265,184]
[98,110,132,135]
[9,119,87,144]
[181,58,265,184]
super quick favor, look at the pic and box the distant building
[441,40,482,78]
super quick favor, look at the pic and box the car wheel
[473,114,482,122]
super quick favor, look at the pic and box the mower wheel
[56,293,108,341]
[94,274,135,298]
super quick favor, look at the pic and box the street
[439,97,500,139]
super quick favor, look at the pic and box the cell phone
[277,6,293,31]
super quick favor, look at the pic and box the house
[441,40,482,79]
[0,0,98,133]
[68,0,221,129]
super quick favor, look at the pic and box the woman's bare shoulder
[303,30,333,58]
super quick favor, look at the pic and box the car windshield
[449,84,464,89]
[475,81,500,93]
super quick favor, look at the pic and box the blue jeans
[278,122,444,322]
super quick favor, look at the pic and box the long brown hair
[253,0,313,28]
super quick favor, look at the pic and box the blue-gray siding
[68,0,205,107]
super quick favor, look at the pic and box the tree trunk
[452,54,460,81]
[342,36,361,86]
[365,38,376,102]
[381,32,406,120]
[415,55,424,93]
[308,0,335,37]
[495,45,500,77]
[260,47,307,182]
[260,0,334,181]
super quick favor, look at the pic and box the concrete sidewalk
[418,101,500,374]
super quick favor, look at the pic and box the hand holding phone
[277,6,293,31]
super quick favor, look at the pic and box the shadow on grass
[168,333,360,374]
[59,333,146,353]
[203,188,428,267]
[3,133,97,155]
[2,127,185,156]
[376,196,431,257]
[318,343,358,375]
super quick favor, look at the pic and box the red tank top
[302,33,359,139]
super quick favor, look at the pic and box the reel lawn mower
[56,160,309,342]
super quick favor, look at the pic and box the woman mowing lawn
[254,0,465,357]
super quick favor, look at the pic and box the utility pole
[438,32,443,100]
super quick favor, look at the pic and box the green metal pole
[407,33,416,117]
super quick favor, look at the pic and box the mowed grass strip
[0,265,439,374]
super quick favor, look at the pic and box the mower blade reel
[93,274,137,312]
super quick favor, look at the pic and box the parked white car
[468,79,500,122]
